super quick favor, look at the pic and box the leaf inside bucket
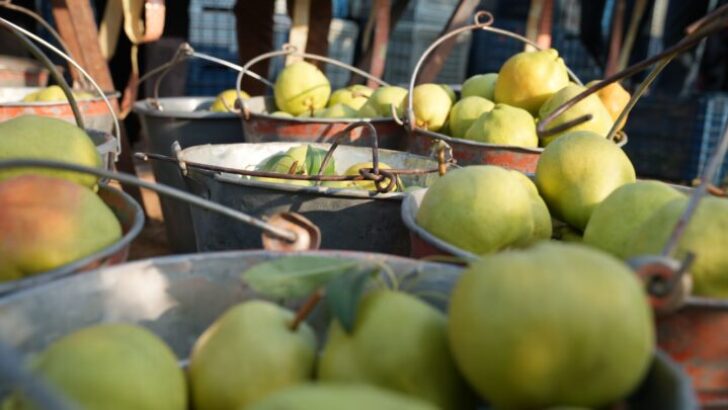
[241,256,360,299]
[306,147,336,176]
[325,265,380,333]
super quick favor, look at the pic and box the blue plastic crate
[185,45,240,96]
[695,93,728,184]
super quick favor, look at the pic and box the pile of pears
[0,115,121,281]
[253,144,401,192]
[5,248,656,409]
[408,48,630,148]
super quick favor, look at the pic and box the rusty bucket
[242,96,407,150]
[0,87,120,134]
[237,45,407,150]
[0,55,50,87]
[0,184,144,296]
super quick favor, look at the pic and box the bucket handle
[403,11,583,133]
[0,0,90,89]
[0,159,321,251]
[537,4,728,142]
[0,17,122,162]
[236,44,390,120]
[136,42,272,111]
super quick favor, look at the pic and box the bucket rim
[132,97,239,119]
[0,184,144,296]
[179,141,439,200]
[0,88,120,107]
[410,128,629,152]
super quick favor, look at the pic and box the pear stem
[287,161,299,175]
[289,288,324,331]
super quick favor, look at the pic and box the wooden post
[50,0,147,216]
[418,0,479,84]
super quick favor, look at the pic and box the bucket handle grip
[0,17,122,161]
[404,11,583,133]
[236,44,390,120]
[136,42,272,111]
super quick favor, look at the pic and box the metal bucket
[0,184,144,296]
[0,56,49,87]
[241,96,407,150]
[0,87,119,133]
[0,250,697,409]
[406,128,629,172]
[179,142,440,255]
[133,97,245,253]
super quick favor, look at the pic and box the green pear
[405,83,453,132]
[583,181,684,258]
[329,84,373,110]
[440,84,457,103]
[447,96,494,139]
[463,103,538,147]
[274,61,331,116]
[189,300,317,410]
[536,130,636,230]
[416,165,535,254]
[23,85,66,102]
[538,83,615,146]
[270,111,294,118]
[509,169,553,244]
[318,290,473,410]
[210,89,250,112]
[0,115,101,188]
[449,242,654,409]
[320,103,359,119]
[461,73,498,100]
[0,175,121,281]
[626,196,728,298]
[5,324,186,410]
[494,49,570,115]
[247,384,438,410]
[298,107,327,118]
[357,86,408,118]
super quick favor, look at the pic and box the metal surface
[133,97,245,253]
[0,184,144,296]
[0,55,49,87]
[407,127,628,172]
[0,87,120,133]
[0,250,697,409]
[179,142,440,254]
[242,96,408,150]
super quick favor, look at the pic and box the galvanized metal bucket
[178,142,440,255]
[237,46,407,150]
[0,55,49,87]
[0,250,697,409]
[0,184,144,296]
[133,97,245,253]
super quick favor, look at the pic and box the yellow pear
[448,96,494,139]
[404,83,453,132]
[464,103,538,147]
[329,84,373,110]
[494,49,570,115]
[538,83,615,146]
[461,73,498,100]
[0,175,122,281]
[210,89,250,112]
[274,61,331,115]
[587,80,631,131]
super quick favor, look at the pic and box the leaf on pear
[306,147,336,176]
[325,265,379,334]
[241,256,359,299]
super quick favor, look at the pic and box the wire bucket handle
[136,42,272,111]
[403,11,584,133]
[0,17,122,162]
[0,159,322,251]
[236,44,390,120]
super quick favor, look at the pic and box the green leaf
[306,147,336,176]
[241,256,359,299]
[325,265,379,333]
